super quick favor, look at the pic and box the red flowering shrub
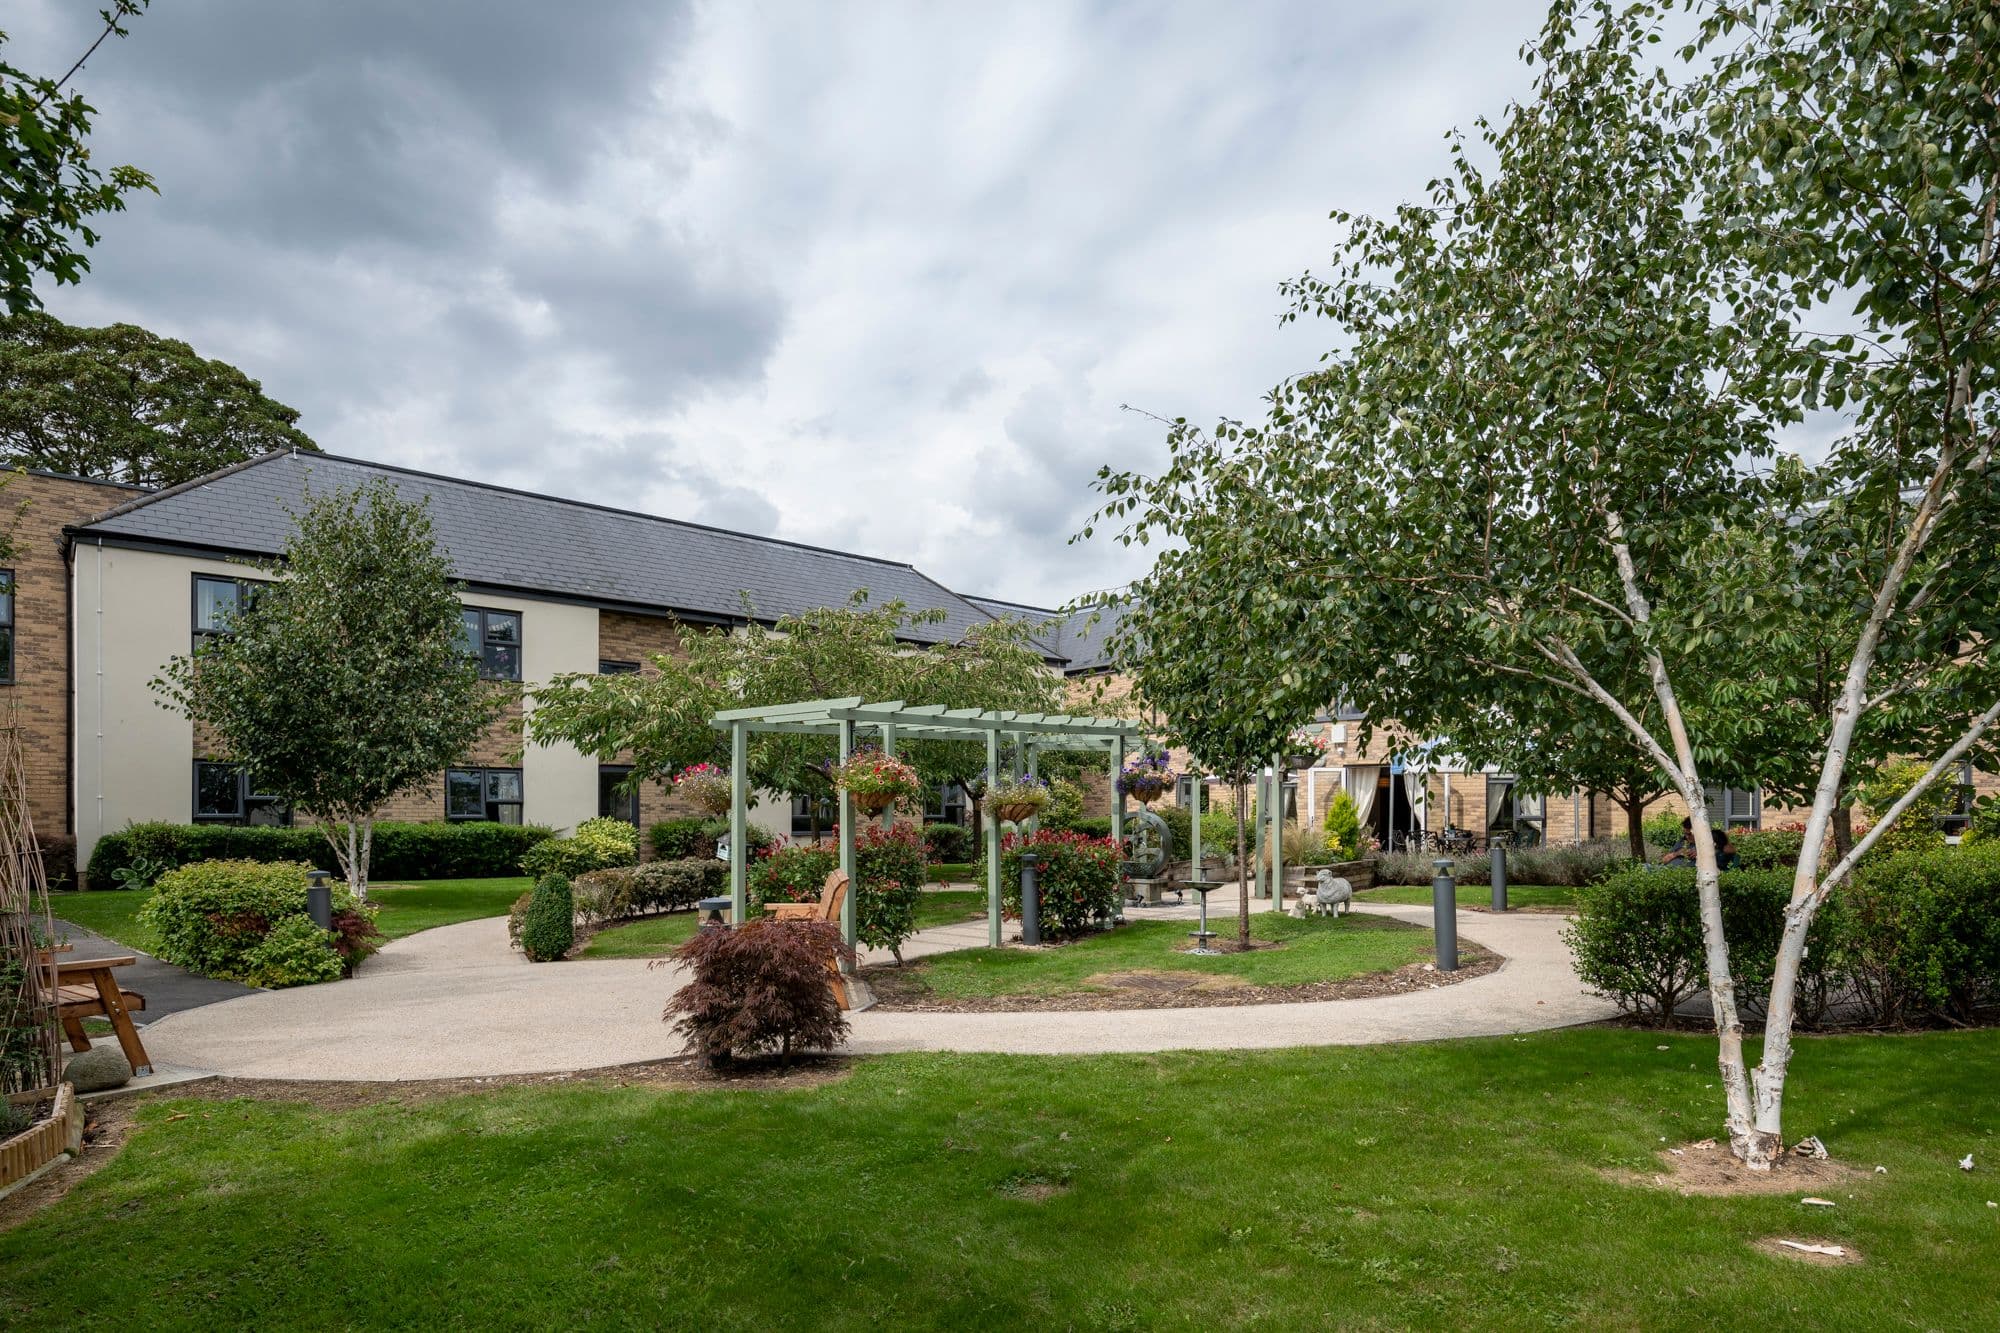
[748,824,928,960]
[978,828,1124,939]
[665,918,853,1064]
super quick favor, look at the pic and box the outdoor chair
[766,870,863,1010]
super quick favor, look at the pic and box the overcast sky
[16,0,1553,607]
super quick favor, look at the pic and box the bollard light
[1019,852,1041,946]
[1431,858,1459,972]
[1491,841,1509,912]
[306,869,333,931]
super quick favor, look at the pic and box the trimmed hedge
[1376,840,1634,888]
[922,822,972,864]
[87,820,555,889]
[520,817,638,878]
[573,859,726,926]
[1844,843,2000,1025]
[518,872,575,962]
[649,817,776,861]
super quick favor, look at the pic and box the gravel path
[138,893,1616,1081]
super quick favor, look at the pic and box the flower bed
[978,828,1125,939]
[1,1084,82,1195]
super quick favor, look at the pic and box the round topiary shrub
[518,872,575,962]
[137,859,379,982]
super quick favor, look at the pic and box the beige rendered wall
[73,543,608,864]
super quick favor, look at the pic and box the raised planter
[1,1084,83,1198]
[1282,858,1377,892]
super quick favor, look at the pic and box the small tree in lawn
[1092,0,2000,1168]
[1085,483,1319,948]
[154,481,506,898]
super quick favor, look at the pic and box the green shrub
[1731,826,1805,871]
[1563,866,1841,1023]
[1965,795,2000,844]
[87,820,554,888]
[572,868,640,927]
[1642,808,1685,850]
[1841,843,2000,1025]
[517,873,575,962]
[1072,816,1113,840]
[1375,840,1631,887]
[241,916,345,988]
[922,822,972,864]
[750,844,839,908]
[1039,778,1086,831]
[1322,791,1361,861]
[649,817,775,861]
[633,859,723,914]
[520,817,639,878]
[1859,760,1952,858]
[748,828,927,959]
[137,859,378,983]
[980,829,1124,939]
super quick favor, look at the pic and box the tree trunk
[1622,789,1649,861]
[1830,802,1853,862]
[1234,779,1251,949]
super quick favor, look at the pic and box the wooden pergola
[710,698,1145,949]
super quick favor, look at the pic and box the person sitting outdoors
[1661,817,1698,865]
[1717,827,1742,872]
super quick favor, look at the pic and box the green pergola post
[985,726,1002,947]
[1252,764,1269,899]
[1024,740,1039,834]
[1269,754,1285,909]
[1110,733,1127,845]
[1188,768,1202,878]
[838,717,857,955]
[879,721,898,830]
[729,720,748,923]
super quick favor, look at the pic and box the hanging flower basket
[983,775,1050,824]
[1286,728,1330,770]
[834,747,925,818]
[1116,751,1175,805]
[675,763,733,815]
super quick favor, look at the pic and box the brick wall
[12,472,150,840]
[598,611,709,850]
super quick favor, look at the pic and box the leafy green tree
[525,597,1062,823]
[1321,790,1361,862]
[153,481,509,898]
[1092,0,1999,1167]
[0,312,317,485]
[1,4,155,314]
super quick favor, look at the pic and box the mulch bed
[863,948,1500,1012]
[1605,1138,1872,1198]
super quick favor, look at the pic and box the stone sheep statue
[1292,870,1354,918]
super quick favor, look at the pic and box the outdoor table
[54,954,152,1077]
[695,897,732,931]
[1182,879,1226,956]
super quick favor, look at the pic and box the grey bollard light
[1020,852,1041,946]
[1491,841,1508,912]
[306,869,333,931]
[1431,858,1459,972]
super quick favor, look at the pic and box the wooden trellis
[0,718,61,1103]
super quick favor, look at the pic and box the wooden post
[838,717,857,954]
[985,727,1002,947]
[729,721,748,924]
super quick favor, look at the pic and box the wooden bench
[766,870,869,1011]
[53,955,152,1078]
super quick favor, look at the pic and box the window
[1703,786,1762,829]
[1485,776,1545,846]
[927,782,967,826]
[0,568,13,683]
[791,793,835,838]
[447,768,524,824]
[599,659,642,675]
[1942,761,1976,837]
[193,574,268,638]
[598,765,639,826]
[458,607,522,680]
[192,761,291,826]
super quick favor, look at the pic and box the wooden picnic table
[54,954,152,1078]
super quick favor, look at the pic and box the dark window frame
[1942,760,1976,835]
[598,659,642,676]
[0,567,14,685]
[598,764,639,826]
[191,760,293,826]
[459,606,524,681]
[191,573,272,643]
[446,766,525,824]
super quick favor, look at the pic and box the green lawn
[3,1029,1996,1327]
[575,910,703,959]
[579,891,988,961]
[927,862,975,883]
[47,877,530,953]
[1359,883,1582,910]
[897,912,1433,1000]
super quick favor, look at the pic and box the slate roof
[72,450,1039,649]
[966,593,1129,674]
